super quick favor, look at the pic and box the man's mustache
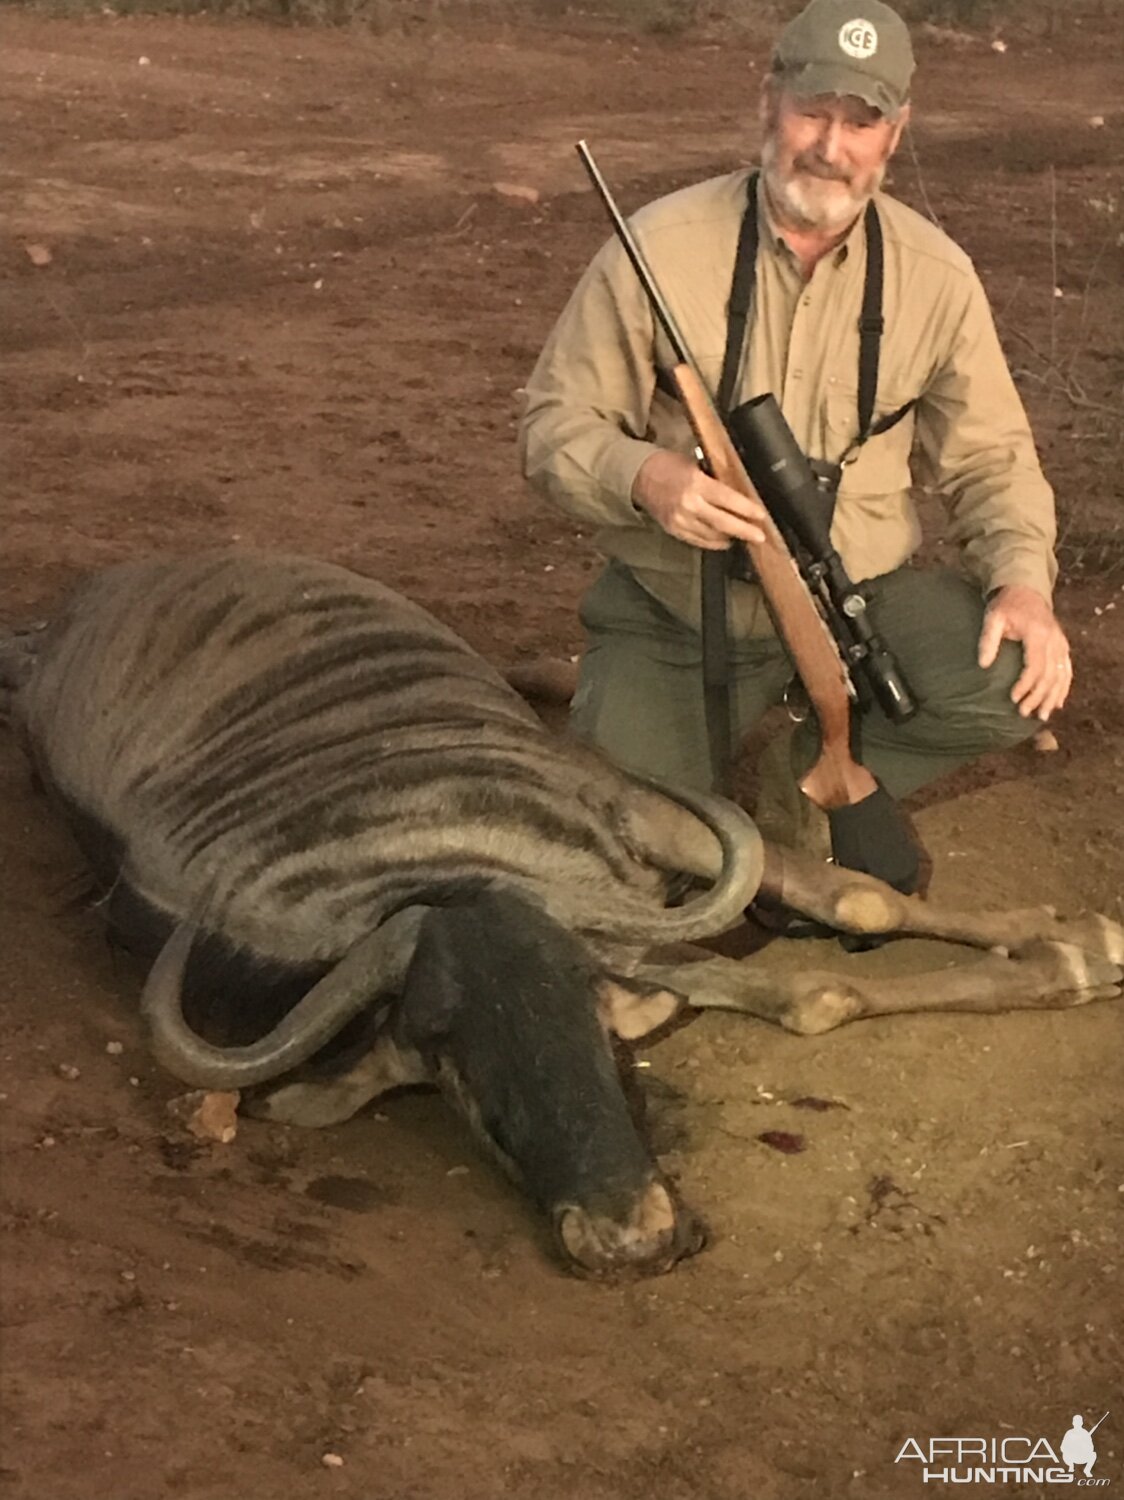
[793,155,852,183]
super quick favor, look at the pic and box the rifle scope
[727,393,918,725]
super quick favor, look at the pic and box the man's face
[760,88,908,233]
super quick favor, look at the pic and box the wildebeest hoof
[553,1181,705,1278]
[1015,913,1124,967]
[1016,938,1123,995]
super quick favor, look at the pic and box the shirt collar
[756,175,874,269]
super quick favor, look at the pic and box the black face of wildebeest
[394,887,703,1275]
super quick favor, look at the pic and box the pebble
[56,1063,81,1081]
[321,1453,345,1468]
[491,180,540,205]
[166,1090,239,1143]
[106,1041,124,1055]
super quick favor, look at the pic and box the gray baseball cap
[772,0,915,114]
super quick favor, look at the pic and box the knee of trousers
[920,638,1039,753]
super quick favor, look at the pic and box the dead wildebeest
[1,551,1120,1277]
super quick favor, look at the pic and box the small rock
[56,1063,81,1081]
[321,1452,345,1468]
[1032,728,1059,753]
[166,1090,240,1144]
[492,180,540,205]
[24,242,53,267]
[106,1041,124,1055]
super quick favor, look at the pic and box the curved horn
[626,777,764,941]
[141,905,427,1090]
[565,776,765,944]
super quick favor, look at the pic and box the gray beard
[760,137,884,234]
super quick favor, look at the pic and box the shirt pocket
[825,387,917,498]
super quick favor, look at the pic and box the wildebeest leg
[394,887,704,1278]
[636,941,1121,1036]
[757,844,1124,963]
[243,1032,430,1128]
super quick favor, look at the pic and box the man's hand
[978,584,1073,720]
[632,450,768,551]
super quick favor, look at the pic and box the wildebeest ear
[393,907,467,1047]
[596,977,683,1040]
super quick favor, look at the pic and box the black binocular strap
[717,173,762,417]
[858,199,884,440]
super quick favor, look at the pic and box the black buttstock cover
[827,786,921,896]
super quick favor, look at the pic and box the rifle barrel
[576,141,697,377]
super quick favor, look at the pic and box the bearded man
[518,0,1070,855]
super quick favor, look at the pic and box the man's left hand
[977,584,1073,720]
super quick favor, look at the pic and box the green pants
[570,561,1037,797]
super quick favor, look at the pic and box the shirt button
[802,296,812,307]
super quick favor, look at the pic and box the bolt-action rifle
[576,140,919,893]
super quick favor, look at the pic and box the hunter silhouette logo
[894,1411,1111,1485]
[838,19,879,59]
[1062,1413,1105,1479]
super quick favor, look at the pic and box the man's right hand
[631,450,768,551]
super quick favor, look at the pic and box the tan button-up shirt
[519,169,1057,638]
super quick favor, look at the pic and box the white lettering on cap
[839,19,879,58]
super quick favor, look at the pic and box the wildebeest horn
[566,777,764,943]
[141,905,428,1089]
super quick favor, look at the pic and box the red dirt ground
[0,10,1121,1500]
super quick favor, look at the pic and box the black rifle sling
[699,174,763,796]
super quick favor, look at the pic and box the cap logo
[838,18,879,59]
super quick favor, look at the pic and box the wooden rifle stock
[671,363,878,813]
